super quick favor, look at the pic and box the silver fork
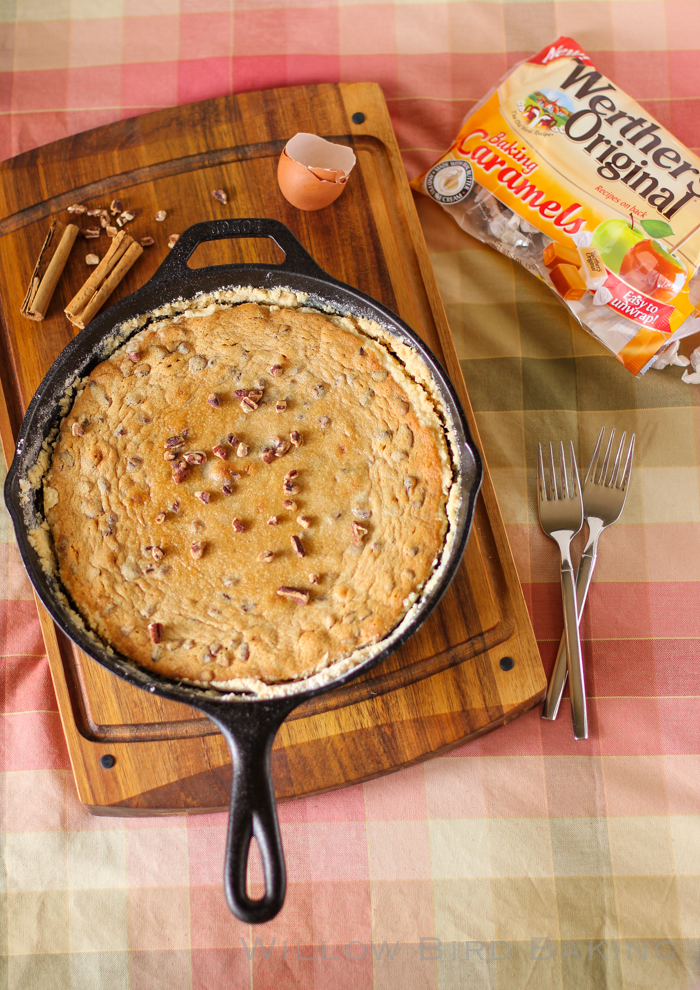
[542,427,635,725]
[537,441,587,739]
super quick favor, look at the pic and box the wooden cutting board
[0,83,545,814]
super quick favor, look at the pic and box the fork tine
[560,441,570,498]
[618,433,635,490]
[598,428,615,485]
[608,431,627,488]
[569,440,582,498]
[537,443,547,502]
[585,426,605,485]
[548,443,558,500]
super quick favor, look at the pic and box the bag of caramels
[411,37,700,375]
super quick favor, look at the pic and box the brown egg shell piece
[277,132,356,212]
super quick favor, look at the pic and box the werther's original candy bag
[412,38,700,375]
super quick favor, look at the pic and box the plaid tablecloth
[2,2,700,988]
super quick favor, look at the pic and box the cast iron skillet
[5,218,482,923]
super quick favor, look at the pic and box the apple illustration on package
[591,217,687,303]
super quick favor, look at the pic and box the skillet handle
[148,217,329,284]
[206,699,298,924]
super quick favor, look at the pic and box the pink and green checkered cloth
[2,2,700,988]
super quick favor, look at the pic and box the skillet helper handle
[208,699,297,924]
[148,217,329,284]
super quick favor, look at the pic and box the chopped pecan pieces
[126,457,142,471]
[240,396,258,413]
[155,512,167,523]
[276,586,309,605]
[274,440,291,457]
[297,516,311,529]
[83,227,100,239]
[71,422,85,436]
[168,233,180,249]
[233,389,247,398]
[283,469,298,481]
[221,484,233,496]
[140,236,154,247]
[190,541,205,559]
[236,442,249,457]
[231,518,246,533]
[207,392,220,407]
[289,430,303,447]
[212,444,228,460]
[270,364,283,376]
[86,208,103,216]
[155,210,167,221]
[351,522,368,545]
[117,210,135,227]
[240,642,250,661]
[126,349,139,363]
[309,573,320,585]
[110,199,123,215]
[283,481,300,495]
[261,448,275,464]
[67,204,87,213]
[212,188,228,204]
[86,253,99,265]
[184,450,206,465]
[106,225,118,237]
[165,435,185,449]
[267,515,279,526]
[151,546,165,562]
[275,400,287,413]
[226,434,239,446]
[257,550,274,563]
[195,491,211,504]
[148,621,162,643]
[282,499,296,511]
[163,450,178,461]
[172,465,190,484]
[290,535,306,558]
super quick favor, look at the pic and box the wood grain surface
[0,83,546,814]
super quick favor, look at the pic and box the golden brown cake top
[42,294,457,696]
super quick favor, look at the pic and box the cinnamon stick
[21,219,79,321]
[65,231,143,330]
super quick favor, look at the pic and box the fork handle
[542,542,598,722]
[560,563,588,740]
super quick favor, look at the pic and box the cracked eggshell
[277,132,356,211]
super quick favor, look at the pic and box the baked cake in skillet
[42,293,458,693]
